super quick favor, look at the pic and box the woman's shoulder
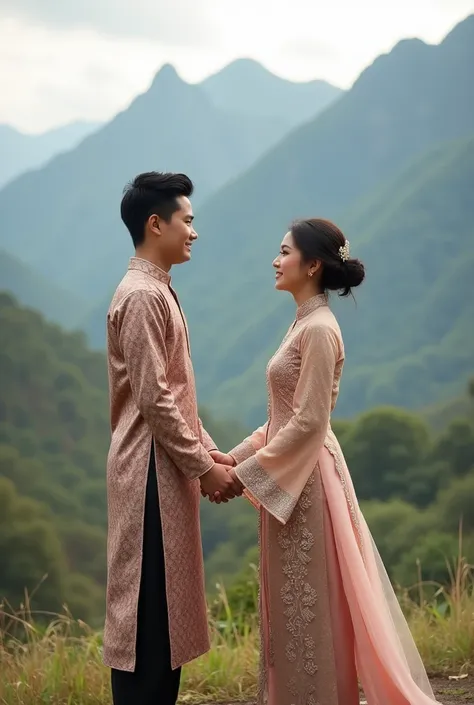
[298,307,344,353]
[306,306,341,336]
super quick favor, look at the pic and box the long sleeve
[116,289,213,480]
[198,418,217,452]
[229,423,268,464]
[235,323,339,524]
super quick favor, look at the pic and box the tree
[392,532,471,587]
[432,418,474,478]
[362,499,435,574]
[434,473,474,534]
[0,478,66,612]
[344,407,431,501]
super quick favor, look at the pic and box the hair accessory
[339,240,350,262]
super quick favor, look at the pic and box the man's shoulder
[109,270,167,310]
[108,270,168,316]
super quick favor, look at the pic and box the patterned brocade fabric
[103,258,213,671]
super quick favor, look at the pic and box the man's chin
[174,251,192,265]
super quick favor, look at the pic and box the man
[103,171,241,705]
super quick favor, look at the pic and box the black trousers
[111,446,181,705]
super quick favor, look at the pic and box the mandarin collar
[296,293,329,320]
[128,257,171,285]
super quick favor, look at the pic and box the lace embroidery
[296,293,328,320]
[288,678,320,705]
[324,436,365,561]
[237,460,296,523]
[278,475,319,703]
[265,320,298,425]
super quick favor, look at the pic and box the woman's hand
[209,450,236,467]
[202,451,241,503]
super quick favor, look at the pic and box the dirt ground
[430,676,474,705]
[210,676,474,705]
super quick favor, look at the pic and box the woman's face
[273,231,313,294]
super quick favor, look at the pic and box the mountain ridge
[0,57,342,308]
[190,134,474,424]
[0,249,86,329]
[0,120,100,189]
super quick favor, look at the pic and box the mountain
[201,58,341,125]
[0,249,86,328]
[82,16,474,427]
[329,135,474,411]
[0,63,340,306]
[148,15,474,424]
[0,121,100,189]
[84,16,474,353]
[192,133,474,424]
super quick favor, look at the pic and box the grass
[399,545,474,677]
[0,560,473,705]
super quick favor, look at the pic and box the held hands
[209,450,236,467]
[209,451,244,503]
[199,451,243,504]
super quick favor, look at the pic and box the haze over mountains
[0,121,100,189]
[0,16,473,424]
[0,249,86,329]
[0,61,342,304]
[201,58,340,125]
[163,15,474,423]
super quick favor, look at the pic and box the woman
[219,219,440,705]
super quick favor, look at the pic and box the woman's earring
[309,271,313,277]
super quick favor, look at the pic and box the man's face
[154,196,198,267]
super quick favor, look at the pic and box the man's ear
[148,214,161,235]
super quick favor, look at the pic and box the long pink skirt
[259,440,439,705]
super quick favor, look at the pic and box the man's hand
[228,467,244,494]
[200,463,242,503]
[209,450,236,467]
[203,451,237,504]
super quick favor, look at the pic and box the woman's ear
[308,260,321,278]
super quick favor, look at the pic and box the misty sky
[1,0,473,133]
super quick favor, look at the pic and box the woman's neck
[293,284,324,308]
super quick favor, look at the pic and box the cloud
[0,0,472,132]
[0,15,229,132]
[0,0,218,45]
[0,18,162,131]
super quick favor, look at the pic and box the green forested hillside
[0,250,86,328]
[83,17,474,426]
[169,17,474,426]
[334,136,474,411]
[1,17,474,624]
[0,292,110,621]
[185,134,474,425]
[1,293,473,620]
[0,294,248,620]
